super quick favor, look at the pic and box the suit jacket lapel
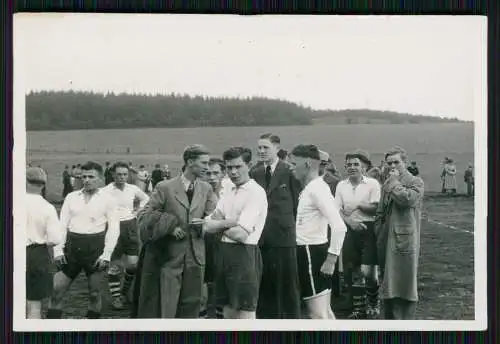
[189,181,203,213]
[267,161,287,195]
[173,177,190,210]
[251,164,266,189]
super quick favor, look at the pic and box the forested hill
[26,91,467,131]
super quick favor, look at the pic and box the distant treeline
[26,91,467,131]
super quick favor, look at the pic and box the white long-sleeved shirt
[26,193,65,246]
[207,179,268,245]
[296,176,347,255]
[101,182,149,221]
[54,188,120,261]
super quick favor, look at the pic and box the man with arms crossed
[102,161,150,310]
[335,149,381,319]
[136,145,217,318]
[47,161,120,319]
[251,133,302,319]
[25,167,65,319]
[375,146,424,320]
[288,144,347,319]
[195,147,268,319]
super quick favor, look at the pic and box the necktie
[187,182,194,204]
[265,165,272,189]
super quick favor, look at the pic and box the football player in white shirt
[194,147,268,319]
[25,167,65,319]
[46,161,120,319]
[102,161,149,310]
[288,144,347,319]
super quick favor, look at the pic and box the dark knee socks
[122,267,136,297]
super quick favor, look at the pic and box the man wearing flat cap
[335,149,382,319]
[25,167,65,318]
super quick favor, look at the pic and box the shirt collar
[231,179,252,191]
[181,173,196,191]
[266,158,279,174]
[77,188,103,197]
[347,175,367,185]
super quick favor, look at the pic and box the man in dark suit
[251,133,302,319]
[134,144,217,318]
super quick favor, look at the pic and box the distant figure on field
[464,163,474,197]
[277,149,288,161]
[62,165,73,198]
[442,158,457,195]
[128,165,138,185]
[104,162,113,185]
[136,165,149,192]
[151,164,164,189]
[407,162,419,177]
[162,164,172,181]
[72,164,83,191]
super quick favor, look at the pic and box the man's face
[205,163,223,190]
[225,157,250,186]
[386,153,406,174]
[187,154,210,179]
[114,167,129,184]
[258,139,278,163]
[345,157,365,178]
[288,155,309,181]
[81,169,101,191]
[319,160,329,175]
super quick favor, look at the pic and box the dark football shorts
[61,231,106,280]
[204,233,222,283]
[26,244,53,301]
[216,242,263,312]
[297,243,331,299]
[342,221,378,268]
[110,218,140,261]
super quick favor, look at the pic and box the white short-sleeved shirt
[334,176,381,222]
[102,183,149,221]
[296,177,347,255]
[26,193,64,247]
[209,179,268,245]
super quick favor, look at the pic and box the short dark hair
[259,133,281,145]
[209,158,225,171]
[291,144,320,160]
[112,161,129,172]
[139,164,145,168]
[183,144,210,164]
[223,147,252,164]
[81,161,103,175]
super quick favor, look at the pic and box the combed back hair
[81,161,103,175]
[209,158,226,171]
[291,144,321,160]
[384,146,408,162]
[223,147,252,164]
[112,161,129,172]
[183,144,210,164]
[260,133,281,145]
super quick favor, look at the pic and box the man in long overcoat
[375,146,424,320]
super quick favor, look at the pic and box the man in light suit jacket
[251,133,302,319]
[135,144,217,318]
[375,146,424,320]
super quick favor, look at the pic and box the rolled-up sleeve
[237,189,267,235]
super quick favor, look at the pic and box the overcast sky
[14,14,485,121]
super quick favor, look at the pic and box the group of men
[26,133,424,320]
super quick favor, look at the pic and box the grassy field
[26,123,475,320]
[27,123,474,200]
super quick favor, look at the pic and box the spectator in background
[162,164,172,180]
[104,162,113,185]
[443,158,457,195]
[464,163,474,197]
[72,164,83,191]
[151,164,164,189]
[407,161,420,177]
[367,166,384,185]
[136,165,149,192]
[277,149,288,161]
[128,165,138,185]
[62,165,73,198]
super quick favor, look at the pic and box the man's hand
[341,206,358,217]
[172,227,186,240]
[93,257,109,272]
[53,255,67,271]
[345,217,367,231]
[320,254,338,277]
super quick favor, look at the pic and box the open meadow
[25,123,476,320]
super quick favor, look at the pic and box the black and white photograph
[13,14,487,331]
